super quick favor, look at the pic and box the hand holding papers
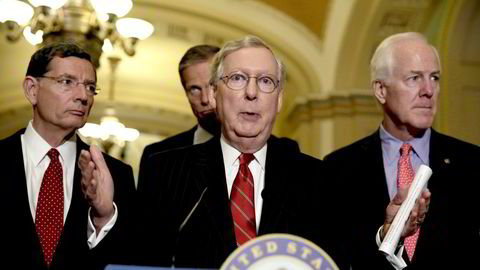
[379,164,432,268]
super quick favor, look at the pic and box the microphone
[171,187,208,267]
[261,188,271,200]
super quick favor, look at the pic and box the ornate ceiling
[0,0,479,151]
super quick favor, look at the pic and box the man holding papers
[325,32,480,269]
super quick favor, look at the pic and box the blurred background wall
[1,0,478,184]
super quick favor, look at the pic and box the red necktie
[397,143,419,261]
[230,153,256,246]
[35,148,64,267]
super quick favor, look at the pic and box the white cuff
[87,202,118,249]
[376,226,407,270]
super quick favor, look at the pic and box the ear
[208,83,217,109]
[23,76,39,106]
[373,80,387,105]
[276,88,284,113]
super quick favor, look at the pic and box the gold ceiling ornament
[0,0,154,68]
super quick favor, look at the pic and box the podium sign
[220,234,339,270]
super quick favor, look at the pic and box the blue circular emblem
[220,233,339,270]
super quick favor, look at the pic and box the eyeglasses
[220,72,279,93]
[37,75,99,96]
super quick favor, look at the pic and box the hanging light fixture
[78,55,140,145]
[0,0,154,68]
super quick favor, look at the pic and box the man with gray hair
[135,35,346,268]
[325,32,480,269]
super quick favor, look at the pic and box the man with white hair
[135,35,346,269]
[325,32,480,269]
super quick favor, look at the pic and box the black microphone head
[261,188,271,200]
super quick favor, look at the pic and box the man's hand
[381,186,431,240]
[78,145,115,231]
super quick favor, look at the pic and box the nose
[245,78,258,100]
[420,77,435,97]
[74,83,89,104]
[200,87,210,105]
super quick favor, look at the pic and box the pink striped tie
[230,153,256,246]
[397,143,419,261]
[35,148,64,267]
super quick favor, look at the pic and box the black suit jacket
[0,129,136,270]
[137,125,300,192]
[135,136,346,269]
[324,129,480,269]
[137,126,196,191]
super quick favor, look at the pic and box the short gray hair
[210,35,285,89]
[370,32,440,83]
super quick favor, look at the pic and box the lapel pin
[444,158,450,164]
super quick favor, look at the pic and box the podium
[106,233,339,270]
[106,266,215,270]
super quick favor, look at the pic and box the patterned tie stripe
[230,153,256,246]
[397,143,420,261]
[35,148,64,267]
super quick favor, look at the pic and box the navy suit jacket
[0,129,136,270]
[324,129,480,269]
[135,136,346,269]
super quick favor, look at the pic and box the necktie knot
[400,143,412,157]
[47,148,60,160]
[239,153,254,166]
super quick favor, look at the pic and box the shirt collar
[220,134,267,170]
[24,121,77,166]
[379,124,430,165]
[193,124,214,145]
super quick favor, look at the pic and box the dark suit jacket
[0,129,136,270]
[137,125,300,192]
[324,129,480,270]
[137,126,197,191]
[135,136,346,269]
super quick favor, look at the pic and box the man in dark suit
[0,43,136,270]
[136,36,347,269]
[324,32,480,269]
[137,45,220,191]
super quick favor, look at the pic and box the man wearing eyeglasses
[0,42,135,269]
[134,36,347,269]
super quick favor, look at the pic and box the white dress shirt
[21,121,117,248]
[193,124,214,145]
[220,135,266,232]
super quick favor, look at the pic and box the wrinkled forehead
[392,41,440,73]
[223,47,278,75]
[47,56,97,80]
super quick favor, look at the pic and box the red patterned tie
[397,143,419,261]
[35,148,64,267]
[230,153,256,246]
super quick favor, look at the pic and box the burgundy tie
[230,153,256,246]
[397,143,419,261]
[35,148,64,267]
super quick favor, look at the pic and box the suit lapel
[193,139,237,252]
[364,131,391,207]
[258,137,291,235]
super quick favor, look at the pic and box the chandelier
[78,55,140,146]
[0,0,154,68]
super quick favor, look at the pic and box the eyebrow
[409,70,441,75]
[57,73,96,83]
